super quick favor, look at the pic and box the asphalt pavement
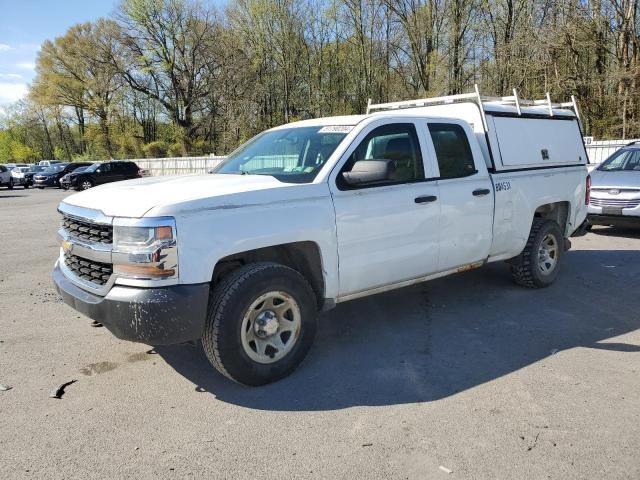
[1,187,639,479]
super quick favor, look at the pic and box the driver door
[329,120,441,298]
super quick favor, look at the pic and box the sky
[0,0,121,108]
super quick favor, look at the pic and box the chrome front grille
[61,215,113,244]
[589,197,640,209]
[63,251,113,286]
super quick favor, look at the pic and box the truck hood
[62,174,295,218]
[590,169,640,190]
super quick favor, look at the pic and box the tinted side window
[340,123,424,188]
[101,164,112,173]
[428,123,476,179]
[0,166,6,173]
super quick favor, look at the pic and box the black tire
[37,186,44,190]
[8,179,13,190]
[202,262,318,386]
[24,184,29,189]
[510,219,564,288]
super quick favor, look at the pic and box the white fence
[130,139,632,177]
[134,156,226,176]
[584,138,638,165]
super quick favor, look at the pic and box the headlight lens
[112,218,178,280]
[113,226,172,251]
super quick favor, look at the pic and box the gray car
[588,143,640,228]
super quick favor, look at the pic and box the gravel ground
[1,187,639,480]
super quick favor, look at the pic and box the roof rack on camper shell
[366,84,582,130]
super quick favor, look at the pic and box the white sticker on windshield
[318,126,354,134]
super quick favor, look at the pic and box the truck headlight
[112,217,178,280]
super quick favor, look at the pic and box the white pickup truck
[53,89,590,385]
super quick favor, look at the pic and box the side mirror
[96,168,102,173]
[342,160,394,186]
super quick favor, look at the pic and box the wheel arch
[211,241,327,310]
[533,201,571,235]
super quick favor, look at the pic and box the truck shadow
[157,248,640,411]
[590,226,640,239]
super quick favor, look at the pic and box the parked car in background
[0,164,12,189]
[588,142,640,228]
[38,160,62,167]
[60,165,92,190]
[34,162,92,189]
[69,161,141,190]
[4,163,29,171]
[24,165,47,187]
[10,167,31,189]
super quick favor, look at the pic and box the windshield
[598,149,640,172]
[214,126,351,183]
[44,165,66,174]
[29,166,45,172]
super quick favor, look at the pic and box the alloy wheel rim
[82,181,92,190]
[538,233,559,275]
[240,291,301,364]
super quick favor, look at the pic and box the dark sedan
[70,161,141,190]
[60,165,92,190]
[23,165,47,187]
[33,162,92,189]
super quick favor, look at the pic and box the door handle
[473,189,491,197]
[415,195,438,204]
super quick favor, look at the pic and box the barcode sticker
[318,126,354,134]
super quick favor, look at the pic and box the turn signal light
[114,264,176,279]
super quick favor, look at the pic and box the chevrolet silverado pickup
[53,88,590,386]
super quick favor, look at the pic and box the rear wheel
[202,262,318,386]
[510,219,564,288]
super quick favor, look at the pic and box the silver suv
[588,143,640,228]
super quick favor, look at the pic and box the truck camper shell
[367,86,589,172]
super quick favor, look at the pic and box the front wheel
[80,179,94,190]
[202,262,318,386]
[510,219,564,288]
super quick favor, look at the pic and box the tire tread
[202,262,314,384]
[510,219,561,288]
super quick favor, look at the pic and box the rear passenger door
[425,122,494,271]
[96,163,114,184]
[111,163,127,182]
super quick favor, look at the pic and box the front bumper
[34,177,56,187]
[53,262,209,345]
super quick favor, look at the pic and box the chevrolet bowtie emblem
[609,189,621,195]
[62,240,73,253]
